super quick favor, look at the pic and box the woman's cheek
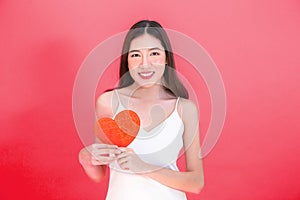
[128,57,140,69]
[156,65,166,77]
[128,67,139,80]
[151,57,164,64]
[128,65,138,71]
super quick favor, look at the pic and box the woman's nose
[141,54,150,67]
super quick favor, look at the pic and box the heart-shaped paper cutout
[95,110,140,147]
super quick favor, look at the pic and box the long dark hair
[117,20,188,99]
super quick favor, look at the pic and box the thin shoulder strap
[114,89,121,103]
[175,97,180,109]
[112,90,122,118]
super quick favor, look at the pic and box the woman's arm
[78,144,108,182]
[117,99,204,193]
[78,91,118,182]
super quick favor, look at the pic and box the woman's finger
[92,155,115,165]
[92,143,118,149]
[91,157,104,165]
[116,151,128,159]
[91,157,112,165]
[117,156,129,165]
[117,147,133,153]
[92,148,121,156]
[118,160,129,170]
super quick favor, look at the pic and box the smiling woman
[78,20,204,200]
[128,34,167,87]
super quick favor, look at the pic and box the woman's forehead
[129,34,164,51]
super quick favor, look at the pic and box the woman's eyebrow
[129,47,163,53]
[149,47,163,51]
[128,49,140,53]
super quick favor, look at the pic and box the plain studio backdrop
[0,1,299,200]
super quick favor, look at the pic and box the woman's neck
[129,82,167,100]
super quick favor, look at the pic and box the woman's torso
[106,89,187,200]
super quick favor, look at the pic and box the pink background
[1,0,300,199]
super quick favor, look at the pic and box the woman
[79,20,204,200]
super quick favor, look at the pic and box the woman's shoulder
[96,90,114,106]
[178,98,199,122]
[178,98,198,112]
[96,86,135,105]
[95,89,119,117]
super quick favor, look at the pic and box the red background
[1,0,300,199]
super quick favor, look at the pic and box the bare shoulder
[96,90,114,106]
[178,98,198,117]
[178,98,200,146]
[177,98,199,123]
[95,90,116,118]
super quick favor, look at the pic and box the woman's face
[127,33,167,87]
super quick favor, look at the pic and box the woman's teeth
[138,72,155,79]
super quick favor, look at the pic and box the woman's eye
[130,53,140,58]
[150,52,160,56]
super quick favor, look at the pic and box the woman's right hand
[79,143,121,166]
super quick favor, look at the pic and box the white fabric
[105,90,187,200]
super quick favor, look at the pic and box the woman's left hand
[116,148,151,173]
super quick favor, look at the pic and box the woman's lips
[138,71,155,79]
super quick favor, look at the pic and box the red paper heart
[95,110,140,147]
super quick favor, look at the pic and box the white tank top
[106,90,187,200]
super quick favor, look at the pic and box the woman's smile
[138,71,155,79]
[127,34,167,87]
